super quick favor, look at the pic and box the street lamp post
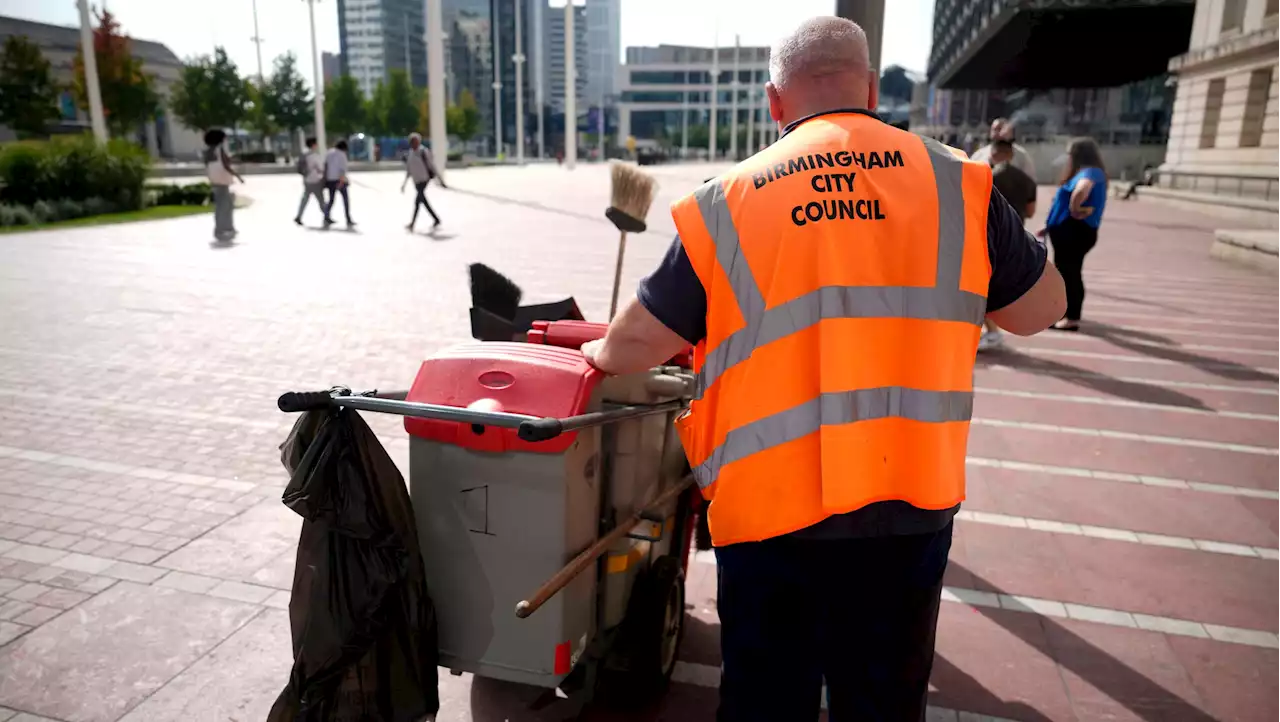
[680,69,688,159]
[305,0,326,146]
[533,0,545,158]
[76,0,107,143]
[251,0,266,83]
[514,0,525,165]
[564,0,576,170]
[745,69,755,157]
[730,35,739,161]
[492,8,503,158]
[426,0,447,175]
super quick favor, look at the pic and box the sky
[0,0,933,88]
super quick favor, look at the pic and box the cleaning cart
[277,313,700,705]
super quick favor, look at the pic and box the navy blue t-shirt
[637,113,1047,540]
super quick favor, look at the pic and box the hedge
[0,135,151,212]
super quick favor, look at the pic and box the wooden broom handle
[608,230,628,320]
[515,476,695,619]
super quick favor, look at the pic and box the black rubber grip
[517,418,564,442]
[277,390,335,413]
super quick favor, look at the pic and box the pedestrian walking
[971,118,1037,180]
[980,139,1039,351]
[1122,164,1155,200]
[579,16,1066,721]
[401,132,447,231]
[322,139,355,229]
[294,136,326,226]
[1042,137,1107,332]
[203,129,244,242]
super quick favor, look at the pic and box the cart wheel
[602,555,686,705]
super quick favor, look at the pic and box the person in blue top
[1041,137,1107,331]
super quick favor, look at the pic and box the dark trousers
[1048,218,1099,321]
[715,523,953,722]
[410,181,440,227]
[323,181,352,224]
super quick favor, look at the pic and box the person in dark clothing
[1042,137,1108,331]
[980,140,1040,350]
[1122,164,1155,200]
[322,140,354,228]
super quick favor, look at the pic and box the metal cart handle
[277,389,684,442]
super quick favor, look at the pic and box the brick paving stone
[13,605,62,626]
[32,588,91,611]
[0,621,28,646]
[50,554,114,575]
[5,584,52,603]
[207,580,273,605]
[0,600,34,621]
[98,562,165,584]
[153,572,219,595]
[0,582,260,722]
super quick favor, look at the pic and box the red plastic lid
[404,342,602,454]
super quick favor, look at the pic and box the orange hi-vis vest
[670,111,993,547]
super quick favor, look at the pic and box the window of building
[1220,0,1244,34]
[1200,78,1226,148]
[1239,67,1274,147]
[622,91,686,103]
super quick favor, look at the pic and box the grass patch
[0,204,213,234]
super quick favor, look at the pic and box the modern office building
[617,44,772,157]
[584,0,621,110]
[442,0,536,155]
[0,15,203,158]
[336,0,426,98]
[321,51,342,85]
[1161,0,1278,193]
[543,1,587,115]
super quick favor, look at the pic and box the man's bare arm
[987,262,1067,335]
[581,296,691,375]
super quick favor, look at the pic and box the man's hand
[1070,205,1094,220]
[581,338,605,369]
[401,178,408,193]
[579,297,691,376]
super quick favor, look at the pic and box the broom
[469,262,523,321]
[605,161,658,320]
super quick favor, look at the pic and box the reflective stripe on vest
[688,136,982,489]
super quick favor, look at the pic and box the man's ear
[867,70,879,112]
[766,82,783,123]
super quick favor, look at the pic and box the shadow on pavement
[1089,290,1192,314]
[953,563,1219,722]
[930,655,1054,722]
[448,187,610,226]
[1083,321,1278,383]
[975,348,1214,411]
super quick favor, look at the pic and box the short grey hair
[769,16,870,89]
[408,132,422,141]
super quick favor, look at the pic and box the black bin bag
[268,407,439,722]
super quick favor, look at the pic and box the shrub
[238,150,276,164]
[31,199,55,223]
[0,204,35,227]
[82,197,115,217]
[146,181,211,207]
[0,135,151,210]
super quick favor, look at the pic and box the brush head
[607,161,657,234]
[468,263,523,321]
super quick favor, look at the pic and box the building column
[835,0,884,73]
[144,117,159,158]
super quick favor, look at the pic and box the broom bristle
[468,263,523,321]
[609,161,658,224]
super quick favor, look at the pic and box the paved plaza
[0,162,1275,721]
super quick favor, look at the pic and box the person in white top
[294,136,326,226]
[322,139,354,228]
[203,129,244,242]
[970,118,1037,180]
[400,132,447,231]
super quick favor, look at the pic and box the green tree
[245,79,277,147]
[325,74,364,138]
[261,52,312,141]
[72,9,159,136]
[169,47,248,132]
[416,87,430,133]
[383,69,418,136]
[446,88,480,144]
[364,80,388,136]
[0,36,61,139]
